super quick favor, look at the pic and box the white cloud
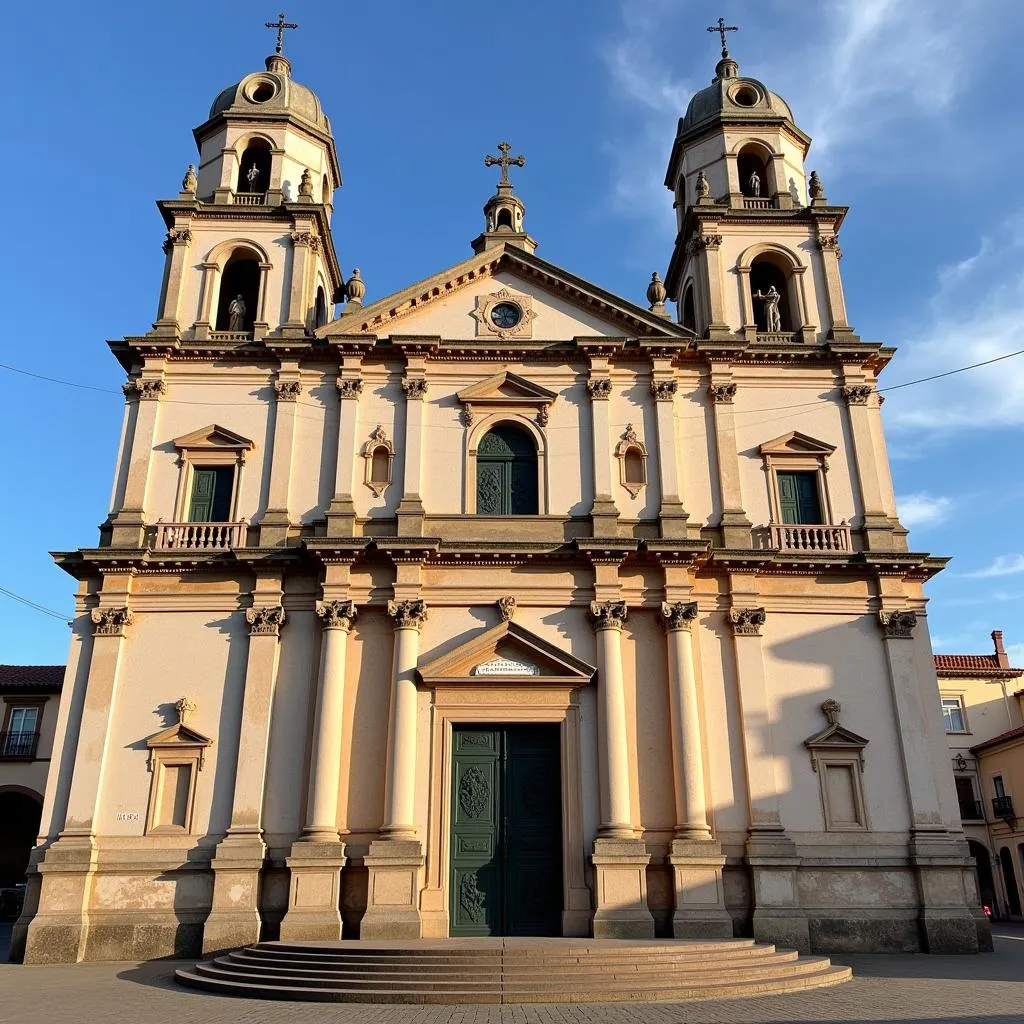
[964,554,1024,578]
[1005,642,1024,667]
[896,492,953,528]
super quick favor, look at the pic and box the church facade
[14,33,988,963]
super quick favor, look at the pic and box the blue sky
[1,0,1022,664]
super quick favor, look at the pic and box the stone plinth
[359,839,423,939]
[279,841,347,941]
[202,837,266,955]
[669,837,733,938]
[590,837,655,938]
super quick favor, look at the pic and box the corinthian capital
[246,605,286,636]
[587,378,612,400]
[650,379,678,402]
[91,606,133,636]
[336,377,363,400]
[402,378,429,401]
[589,600,628,631]
[842,384,874,406]
[317,600,358,630]
[274,380,303,402]
[122,378,166,401]
[661,601,698,631]
[878,609,917,639]
[388,599,428,630]
[729,607,766,636]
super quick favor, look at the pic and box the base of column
[719,511,753,550]
[590,837,655,939]
[669,838,733,939]
[256,511,292,547]
[359,839,424,939]
[202,835,266,955]
[910,832,982,954]
[589,500,620,538]
[325,497,357,538]
[395,499,425,538]
[108,509,147,548]
[657,503,690,540]
[279,841,347,942]
[22,836,97,964]
[746,828,809,952]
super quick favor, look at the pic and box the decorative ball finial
[182,163,197,194]
[696,169,710,200]
[809,170,826,201]
[345,268,366,306]
[299,167,314,199]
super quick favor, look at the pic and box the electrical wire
[0,586,71,625]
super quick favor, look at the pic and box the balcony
[755,332,798,345]
[208,331,253,342]
[233,192,267,206]
[743,197,773,210]
[769,523,851,553]
[993,795,1015,820]
[959,798,984,821]
[154,521,246,551]
[0,731,39,760]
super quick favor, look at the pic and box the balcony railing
[743,197,773,209]
[208,331,253,342]
[770,523,851,553]
[154,521,246,551]
[993,795,1015,819]
[234,192,267,206]
[0,731,39,760]
[755,332,798,344]
[959,799,984,821]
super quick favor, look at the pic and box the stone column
[153,228,192,335]
[110,371,165,547]
[396,374,428,536]
[326,371,362,537]
[282,230,317,337]
[816,232,851,337]
[693,231,729,338]
[728,584,808,951]
[24,594,134,964]
[841,380,894,551]
[259,367,302,546]
[280,600,357,941]
[361,599,427,939]
[202,584,285,955]
[877,607,979,953]
[589,600,655,938]
[650,363,689,539]
[707,375,751,548]
[586,366,619,537]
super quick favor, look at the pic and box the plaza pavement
[1,925,1022,1024]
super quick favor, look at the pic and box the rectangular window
[155,763,193,830]
[187,466,234,522]
[955,776,982,820]
[942,697,967,733]
[994,775,1007,800]
[2,706,40,758]
[777,471,822,524]
[823,763,862,828]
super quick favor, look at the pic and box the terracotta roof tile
[934,653,1023,678]
[971,724,1024,754]
[0,665,65,692]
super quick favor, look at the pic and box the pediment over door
[417,620,595,688]
[457,371,558,421]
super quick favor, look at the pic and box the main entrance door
[449,724,562,936]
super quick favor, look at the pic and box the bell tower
[151,17,344,342]
[471,142,537,254]
[663,24,854,344]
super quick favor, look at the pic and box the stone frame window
[758,431,836,526]
[362,424,395,497]
[144,715,212,836]
[804,700,870,833]
[614,424,648,498]
[170,425,254,523]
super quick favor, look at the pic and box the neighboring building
[936,631,1024,920]
[0,666,63,911]
[13,31,987,965]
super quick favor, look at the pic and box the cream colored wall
[352,369,403,519]
[941,675,1020,750]
[0,693,60,801]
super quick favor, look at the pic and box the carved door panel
[449,724,562,936]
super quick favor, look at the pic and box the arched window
[321,175,331,205]
[215,250,260,333]
[750,254,793,333]
[681,282,697,333]
[737,144,772,199]
[496,208,514,229]
[476,424,537,515]
[314,285,328,328]
[1000,846,1022,917]
[237,139,271,195]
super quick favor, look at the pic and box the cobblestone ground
[2,928,1022,1024]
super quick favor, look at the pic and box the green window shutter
[188,469,216,522]
[778,471,822,524]
[778,472,800,524]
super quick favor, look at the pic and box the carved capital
[589,600,628,631]
[686,233,723,257]
[536,405,550,427]
[587,378,612,401]
[842,384,873,406]
[91,606,133,637]
[388,599,428,630]
[162,228,192,253]
[462,404,475,427]
[336,377,363,400]
[246,605,286,636]
[708,382,737,404]
[402,378,429,401]
[290,230,320,252]
[496,596,517,622]
[661,601,698,631]
[650,379,678,402]
[274,380,303,402]
[878,609,917,639]
[122,378,166,401]
[317,599,358,630]
[729,606,766,637]
[816,234,843,259]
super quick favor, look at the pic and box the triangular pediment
[172,424,255,451]
[146,721,214,749]
[418,620,595,687]
[457,372,558,406]
[317,243,691,341]
[759,431,836,457]
[804,723,869,751]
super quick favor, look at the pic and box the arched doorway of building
[999,845,1022,917]
[968,839,997,916]
[0,788,42,887]
[475,423,538,515]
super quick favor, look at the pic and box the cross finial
[484,141,526,188]
[706,17,738,58]
[265,12,298,55]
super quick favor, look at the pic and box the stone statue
[182,163,197,194]
[228,294,247,331]
[809,169,825,200]
[748,170,761,197]
[696,169,710,200]
[246,164,260,190]
[753,285,782,332]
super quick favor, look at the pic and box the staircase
[175,937,852,1003]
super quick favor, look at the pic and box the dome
[680,57,794,136]
[209,55,331,133]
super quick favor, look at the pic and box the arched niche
[736,141,775,199]
[237,137,272,195]
[737,242,808,338]
[215,250,261,332]
[321,174,331,205]
[467,415,546,515]
[314,284,328,329]
[197,239,271,339]
[614,424,648,498]
[362,425,395,497]
[681,280,697,333]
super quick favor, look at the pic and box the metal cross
[265,12,298,55]
[706,17,738,57]
[484,142,526,187]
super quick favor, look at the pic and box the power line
[0,586,71,625]
[877,348,1024,393]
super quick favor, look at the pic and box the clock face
[490,302,522,329]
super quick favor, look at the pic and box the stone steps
[175,938,852,1003]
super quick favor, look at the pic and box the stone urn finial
[346,268,366,306]
[299,167,314,199]
[809,170,826,201]
[646,272,670,318]
[182,163,197,194]
[175,696,197,725]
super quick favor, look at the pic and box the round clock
[490,302,522,329]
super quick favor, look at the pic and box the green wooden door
[187,469,217,522]
[777,471,822,524]
[449,724,562,936]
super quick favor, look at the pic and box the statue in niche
[246,164,261,190]
[748,170,761,197]
[753,285,782,332]
[228,294,247,331]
